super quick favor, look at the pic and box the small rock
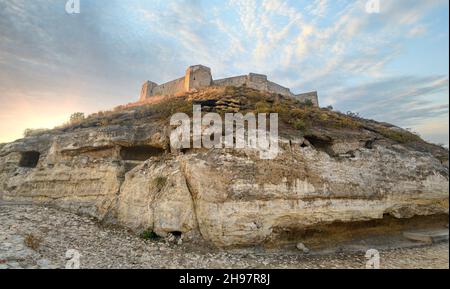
[7,262,22,269]
[166,234,176,243]
[37,258,51,269]
[296,243,310,254]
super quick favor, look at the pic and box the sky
[0,0,449,146]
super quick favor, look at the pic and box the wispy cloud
[0,0,448,145]
[306,0,328,17]
[329,75,449,124]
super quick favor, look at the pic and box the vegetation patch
[140,230,161,240]
[153,176,167,191]
[21,86,432,148]
[375,127,421,144]
[24,233,42,251]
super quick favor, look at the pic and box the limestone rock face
[0,109,448,248]
[179,142,448,246]
[0,125,168,219]
[117,158,198,237]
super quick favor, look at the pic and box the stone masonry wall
[151,77,185,96]
[140,65,319,107]
[214,73,295,97]
[267,81,293,96]
[212,75,248,87]
[295,91,319,107]
[140,65,212,100]
[185,65,213,91]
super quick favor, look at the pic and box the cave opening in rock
[180,148,193,154]
[303,135,334,155]
[120,145,165,161]
[19,151,41,168]
[265,214,448,249]
[170,231,183,237]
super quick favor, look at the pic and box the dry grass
[24,233,42,251]
[23,128,50,137]
[375,127,421,144]
[232,87,363,132]
[26,85,426,146]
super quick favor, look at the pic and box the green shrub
[154,176,167,191]
[70,112,85,124]
[140,230,160,240]
[293,119,308,131]
[302,99,314,107]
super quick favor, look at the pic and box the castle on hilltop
[139,65,319,107]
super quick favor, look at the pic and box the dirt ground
[0,204,448,269]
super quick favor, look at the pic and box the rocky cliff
[0,86,448,248]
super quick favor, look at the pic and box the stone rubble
[296,243,310,254]
[0,205,448,269]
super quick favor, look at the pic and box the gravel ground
[0,204,448,269]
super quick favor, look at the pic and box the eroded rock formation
[0,88,448,248]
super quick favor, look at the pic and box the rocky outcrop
[181,143,448,246]
[117,158,198,238]
[0,92,448,248]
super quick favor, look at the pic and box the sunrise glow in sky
[0,0,448,145]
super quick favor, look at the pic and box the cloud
[306,0,328,17]
[317,74,449,145]
[408,25,428,37]
[326,75,449,125]
[0,0,448,145]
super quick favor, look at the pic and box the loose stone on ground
[0,205,448,269]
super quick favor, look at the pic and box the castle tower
[247,73,268,91]
[140,80,158,101]
[295,91,319,107]
[184,65,213,92]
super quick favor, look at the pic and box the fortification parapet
[246,73,269,91]
[185,65,213,92]
[140,81,158,101]
[296,91,319,107]
[139,65,319,107]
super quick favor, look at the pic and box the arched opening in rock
[265,214,448,250]
[19,151,41,168]
[120,145,165,161]
[303,135,334,156]
[170,231,183,237]
[180,148,193,154]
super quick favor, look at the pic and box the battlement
[140,65,319,107]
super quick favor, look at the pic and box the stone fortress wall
[140,65,319,107]
[296,91,320,107]
[213,73,293,97]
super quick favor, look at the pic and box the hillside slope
[0,86,448,248]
